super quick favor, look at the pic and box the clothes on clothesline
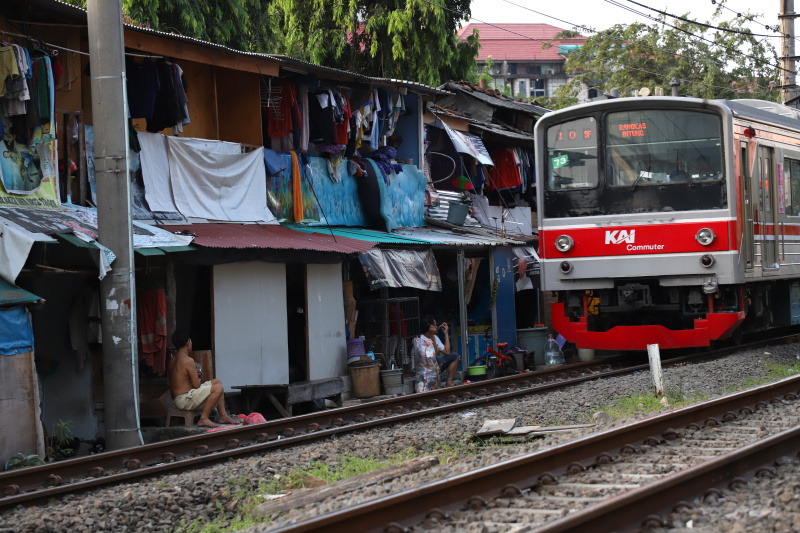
[139,59,191,134]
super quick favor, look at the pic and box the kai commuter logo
[605,229,635,245]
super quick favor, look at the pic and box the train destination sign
[547,117,596,150]
[617,122,647,138]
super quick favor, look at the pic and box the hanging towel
[291,150,303,222]
[137,289,167,375]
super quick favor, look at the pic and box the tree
[68,0,479,86]
[543,5,780,109]
[478,55,495,87]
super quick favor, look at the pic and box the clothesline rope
[0,28,162,59]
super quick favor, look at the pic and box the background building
[458,23,586,100]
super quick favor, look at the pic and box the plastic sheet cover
[0,306,34,355]
[359,248,442,291]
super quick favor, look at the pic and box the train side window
[785,158,800,216]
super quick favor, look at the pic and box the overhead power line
[622,0,777,37]
[478,0,778,96]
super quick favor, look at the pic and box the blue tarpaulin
[0,306,34,354]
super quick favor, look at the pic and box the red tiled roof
[459,23,586,62]
[168,224,375,254]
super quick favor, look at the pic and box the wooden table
[232,377,344,418]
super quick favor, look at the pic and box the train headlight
[695,228,716,246]
[560,261,573,273]
[700,254,715,267]
[555,235,574,252]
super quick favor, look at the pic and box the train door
[759,145,780,269]
[740,141,754,271]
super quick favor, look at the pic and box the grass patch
[170,445,479,533]
[586,387,709,421]
[725,361,800,392]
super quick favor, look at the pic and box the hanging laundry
[147,60,183,133]
[290,150,303,222]
[264,81,297,138]
[308,90,338,145]
[126,58,160,119]
[137,289,167,375]
[0,45,19,97]
[487,148,522,190]
[2,45,30,116]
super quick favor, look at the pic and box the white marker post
[647,343,665,396]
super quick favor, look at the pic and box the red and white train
[535,97,800,351]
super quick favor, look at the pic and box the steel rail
[534,420,800,532]
[0,334,789,510]
[0,359,610,508]
[266,374,800,533]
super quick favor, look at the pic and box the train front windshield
[545,109,726,217]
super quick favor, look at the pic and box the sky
[466,0,783,49]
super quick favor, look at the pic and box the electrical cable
[498,0,780,90]
[621,0,776,37]
[420,0,777,98]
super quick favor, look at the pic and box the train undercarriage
[553,280,800,351]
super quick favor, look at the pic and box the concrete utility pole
[86,0,142,449]
[780,0,799,107]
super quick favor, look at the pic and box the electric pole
[780,0,799,107]
[86,0,143,450]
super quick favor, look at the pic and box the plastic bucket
[446,201,470,226]
[350,363,381,398]
[380,369,404,395]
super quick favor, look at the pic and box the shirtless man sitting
[167,331,240,427]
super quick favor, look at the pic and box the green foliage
[478,56,495,87]
[48,419,76,461]
[550,2,780,108]
[4,453,46,471]
[64,0,479,85]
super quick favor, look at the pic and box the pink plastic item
[238,412,267,425]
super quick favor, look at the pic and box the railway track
[263,367,800,532]
[0,335,792,511]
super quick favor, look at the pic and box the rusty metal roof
[167,224,375,254]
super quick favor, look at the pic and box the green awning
[0,278,43,306]
[286,225,432,245]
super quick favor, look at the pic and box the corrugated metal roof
[393,227,525,246]
[0,279,43,306]
[441,82,549,116]
[167,224,375,253]
[288,225,432,245]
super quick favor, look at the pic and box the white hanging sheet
[0,221,34,284]
[167,139,276,223]
[138,132,242,214]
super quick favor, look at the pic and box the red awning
[168,224,375,254]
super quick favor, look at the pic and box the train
[534,96,800,351]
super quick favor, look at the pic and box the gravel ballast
[2,344,798,533]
